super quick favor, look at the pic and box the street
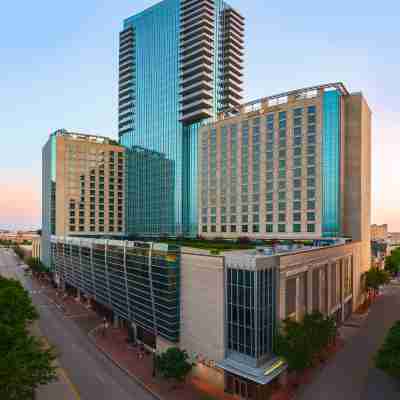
[0,248,154,400]
[297,284,400,400]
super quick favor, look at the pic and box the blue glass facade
[41,133,57,269]
[120,0,237,237]
[322,90,341,237]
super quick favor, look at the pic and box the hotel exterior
[118,0,244,237]
[50,236,363,399]
[198,83,372,270]
[41,130,125,268]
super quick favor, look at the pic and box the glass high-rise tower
[119,0,244,237]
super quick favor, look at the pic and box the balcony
[180,18,214,37]
[181,5,214,24]
[180,89,213,106]
[180,38,213,58]
[180,80,213,97]
[180,108,213,124]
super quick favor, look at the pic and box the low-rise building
[50,236,364,398]
[371,224,388,241]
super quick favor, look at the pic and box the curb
[87,327,162,400]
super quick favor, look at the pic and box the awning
[217,355,287,385]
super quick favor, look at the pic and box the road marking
[59,367,82,400]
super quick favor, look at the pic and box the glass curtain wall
[322,90,341,237]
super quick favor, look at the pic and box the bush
[364,268,390,292]
[155,347,193,383]
[375,321,400,379]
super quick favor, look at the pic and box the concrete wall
[180,249,225,364]
[343,93,372,274]
[277,242,363,320]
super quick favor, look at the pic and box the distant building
[41,130,126,268]
[371,224,388,240]
[119,0,244,237]
[32,237,41,259]
[198,83,371,270]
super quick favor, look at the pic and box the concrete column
[76,288,81,302]
[341,260,346,322]
[295,276,300,321]
[307,269,313,313]
[278,273,286,320]
[113,315,119,329]
[327,262,332,314]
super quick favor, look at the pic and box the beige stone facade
[198,83,371,254]
[52,131,125,237]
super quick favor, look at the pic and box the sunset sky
[0,0,399,231]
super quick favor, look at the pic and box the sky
[0,0,399,231]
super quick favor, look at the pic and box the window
[211,216,216,224]
[278,224,286,233]
[242,205,248,213]
[294,147,302,156]
[293,213,301,222]
[266,224,273,233]
[253,214,259,222]
[308,105,316,114]
[279,202,286,211]
[279,213,286,222]
[293,201,301,211]
[294,137,302,147]
[294,168,302,178]
[266,214,273,222]
[307,212,316,221]
[308,114,316,124]
[211,207,216,215]
[307,189,315,199]
[221,225,227,233]
[308,178,316,187]
[294,190,301,200]
[266,203,273,212]
[308,156,315,165]
[253,225,259,233]
[231,225,237,232]
[231,206,236,213]
[278,181,286,190]
[242,225,248,233]
[221,216,226,223]
[279,192,286,201]
[70,226,76,232]
[293,179,301,188]
[293,127,302,137]
[231,215,237,223]
[211,226,216,233]
[202,226,208,233]
[308,201,316,210]
[307,224,316,233]
[294,108,303,116]
[293,224,301,233]
[242,215,248,223]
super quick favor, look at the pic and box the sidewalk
[91,327,235,400]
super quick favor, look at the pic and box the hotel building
[118,0,244,237]
[41,130,125,267]
[198,83,371,267]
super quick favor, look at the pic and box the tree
[365,268,390,293]
[155,347,193,384]
[0,277,57,399]
[0,277,38,328]
[275,312,338,373]
[25,257,48,274]
[375,321,400,379]
[0,324,57,400]
[385,248,400,276]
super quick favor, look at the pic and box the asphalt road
[297,284,400,400]
[0,248,154,400]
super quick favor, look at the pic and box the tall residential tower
[119,0,244,237]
